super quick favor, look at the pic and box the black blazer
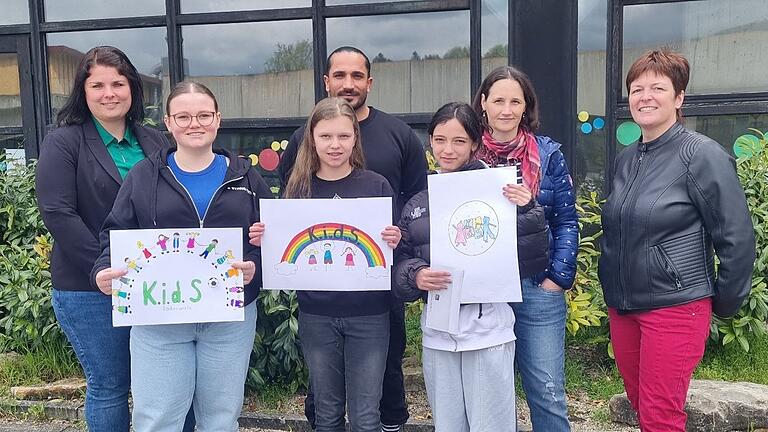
[36,120,168,292]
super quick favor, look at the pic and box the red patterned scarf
[475,129,541,197]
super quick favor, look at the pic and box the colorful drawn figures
[157,234,170,254]
[113,305,131,314]
[186,232,199,253]
[213,249,235,268]
[342,247,357,271]
[481,216,497,242]
[137,240,153,259]
[323,242,334,271]
[172,232,180,253]
[305,248,319,271]
[453,221,469,247]
[223,267,241,279]
[124,257,142,273]
[200,239,218,259]
[118,276,133,287]
[112,289,130,300]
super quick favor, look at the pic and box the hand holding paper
[95,267,128,295]
[381,225,402,248]
[248,222,265,247]
[415,268,452,291]
[502,183,532,206]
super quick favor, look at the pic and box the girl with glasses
[92,81,273,431]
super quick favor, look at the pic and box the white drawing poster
[424,267,464,334]
[260,197,393,291]
[428,167,522,303]
[109,228,245,326]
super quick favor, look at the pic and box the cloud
[365,266,389,279]
[275,261,298,276]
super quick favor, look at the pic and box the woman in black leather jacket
[599,49,755,432]
[394,102,549,431]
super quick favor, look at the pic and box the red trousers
[609,298,712,432]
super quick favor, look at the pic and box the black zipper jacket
[91,146,273,305]
[599,123,755,317]
[394,160,550,302]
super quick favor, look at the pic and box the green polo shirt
[92,117,146,179]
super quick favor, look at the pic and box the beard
[333,90,368,111]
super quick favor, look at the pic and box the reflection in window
[182,20,314,118]
[683,114,768,157]
[181,0,308,13]
[214,129,297,195]
[326,0,414,5]
[623,0,768,95]
[481,0,509,78]
[327,11,470,114]
[44,0,164,21]
[1,0,29,24]
[576,0,607,194]
[0,54,23,127]
[47,28,167,124]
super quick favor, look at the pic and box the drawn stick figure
[322,243,333,271]
[172,232,180,252]
[341,247,356,271]
[156,234,170,254]
[200,239,218,259]
[305,248,319,271]
[137,241,153,259]
[124,257,142,273]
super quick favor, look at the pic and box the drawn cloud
[365,266,389,279]
[275,261,298,276]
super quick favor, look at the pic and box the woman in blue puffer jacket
[472,65,579,432]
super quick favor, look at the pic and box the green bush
[569,130,768,353]
[0,157,64,353]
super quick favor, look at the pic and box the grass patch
[251,383,297,412]
[695,333,768,384]
[0,344,81,396]
[404,305,423,361]
[564,345,624,401]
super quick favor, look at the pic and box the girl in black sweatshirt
[249,97,400,432]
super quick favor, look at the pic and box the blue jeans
[299,311,390,432]
[129,301,258,432]
[512,278,570,431]
[52,290,131,432]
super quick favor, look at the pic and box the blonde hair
[284,97,365,198]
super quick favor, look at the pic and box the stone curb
[1,400,436,432]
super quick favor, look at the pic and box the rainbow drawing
[280,222,386,267]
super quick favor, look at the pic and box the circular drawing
[449,200,499,256]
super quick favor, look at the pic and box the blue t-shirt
[167,153,228,220]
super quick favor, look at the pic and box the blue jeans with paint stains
[512,278,571,431]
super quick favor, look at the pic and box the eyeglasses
[168,111,216,128]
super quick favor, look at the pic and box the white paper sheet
[424,267,464,334]
[428,167,522,303]
[109,228,244,326]
[260,197,393,291]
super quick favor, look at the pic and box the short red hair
[626,48,690,121]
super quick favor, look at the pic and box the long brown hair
[471,65,540,134]
[284,97,365,198]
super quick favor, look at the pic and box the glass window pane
[47,28,168,124]
[2,0,29,24]
[0,54,23,127]
[182,0,308,13]
[576,0,607,193]
[182,20,314,118]
[327,10,470,114]
[623,0,768,96]
[326,0,415,5]
[481,0,509,78]
[45,0,164,21]
[214,129,297,195]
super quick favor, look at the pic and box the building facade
[0,0,766,193]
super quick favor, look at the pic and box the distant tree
[423,54,441,60]
[483,44,508,58]
[443,46,470,59]
[372,52,391,63]
[264,39,312,73]
[411,51,421,61]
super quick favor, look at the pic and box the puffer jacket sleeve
[543,149,578,289]
[394,194,429,302]
[686,139,756,317]
[517,200,550,279]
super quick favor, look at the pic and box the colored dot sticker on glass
[581,123,593,134]
[733,134,762,158]
[592,117,605,130]
[248,154,258,166]
[259,148,280,172]
[270,141,281,151]
[577,111,589,122]
[280,140,289,150]
[616,121,642,146]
